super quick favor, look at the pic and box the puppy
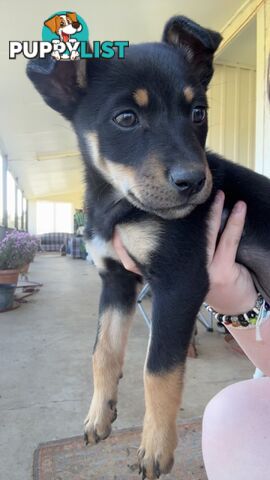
[27,16,270,479]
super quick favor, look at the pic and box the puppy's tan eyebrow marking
[133,88,149,107]
[183,86,194,103]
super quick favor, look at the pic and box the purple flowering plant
[0,231,40,270]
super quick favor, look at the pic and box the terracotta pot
[0,269,20,285]
[20,263,30,274]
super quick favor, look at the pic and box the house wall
[255,1,270,176]
[207,63,256,169]
[216,0,270,176]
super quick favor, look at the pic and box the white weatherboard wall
[255,0,270,177]
[207,63,256,169]
[217,0,270,177]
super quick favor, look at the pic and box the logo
[9,11,129,60]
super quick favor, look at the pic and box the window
[0,159,28,230]
[55,203,73,232]
[36,201,73,234]
[23,197,27,231]
[7,171,16,228]
[36,202,54,233]
[17,188,23,230]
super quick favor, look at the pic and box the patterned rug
[33,418,206,479]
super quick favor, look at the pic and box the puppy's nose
[170,168,206,195]
[72,21,80,28]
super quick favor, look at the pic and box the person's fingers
[112,229,142,275]
[213,201,247,268]
[207,190,225,265]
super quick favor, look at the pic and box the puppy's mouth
[62,32,70,42]
[124,164,213,219]
[127,191,196,218]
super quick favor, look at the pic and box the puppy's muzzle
[169,166,206,198]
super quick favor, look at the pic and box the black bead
[239,318,249,327]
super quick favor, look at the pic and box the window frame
[0,152,28,231]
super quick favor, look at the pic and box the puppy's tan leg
[84,258,139,445]
[84,307,133,443]
[138,366,184,479]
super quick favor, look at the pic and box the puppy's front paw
[84,396,117,446]
[138,422,177,479]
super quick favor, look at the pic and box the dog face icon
[44,12,82,43]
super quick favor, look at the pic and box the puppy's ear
[66,12,77,23]
[44,15,59,33]
[162,16,222,87]
[26,56,88,120]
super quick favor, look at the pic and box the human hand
[112,229,142,275]
[206,190,257,315]
[113,191,257,316]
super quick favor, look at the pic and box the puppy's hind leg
[84,258,139,445]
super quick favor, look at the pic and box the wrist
[205,284,258,316]
[204,292,269,329]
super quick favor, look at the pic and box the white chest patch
[86,236,118,270]
[87,220,162,271]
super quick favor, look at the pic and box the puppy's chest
[87,220,162,270]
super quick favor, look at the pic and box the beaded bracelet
[203,293,270,328]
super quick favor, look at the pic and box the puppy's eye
[113,111,138,128]
[192,107,206,124]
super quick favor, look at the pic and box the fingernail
[233,201,245,214]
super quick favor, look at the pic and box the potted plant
[19,236,40,274]
[0,232,40,312]
[0,231,39,284]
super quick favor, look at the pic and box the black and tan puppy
[27,16,270,479]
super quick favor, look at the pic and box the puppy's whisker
[127,182,149,192]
